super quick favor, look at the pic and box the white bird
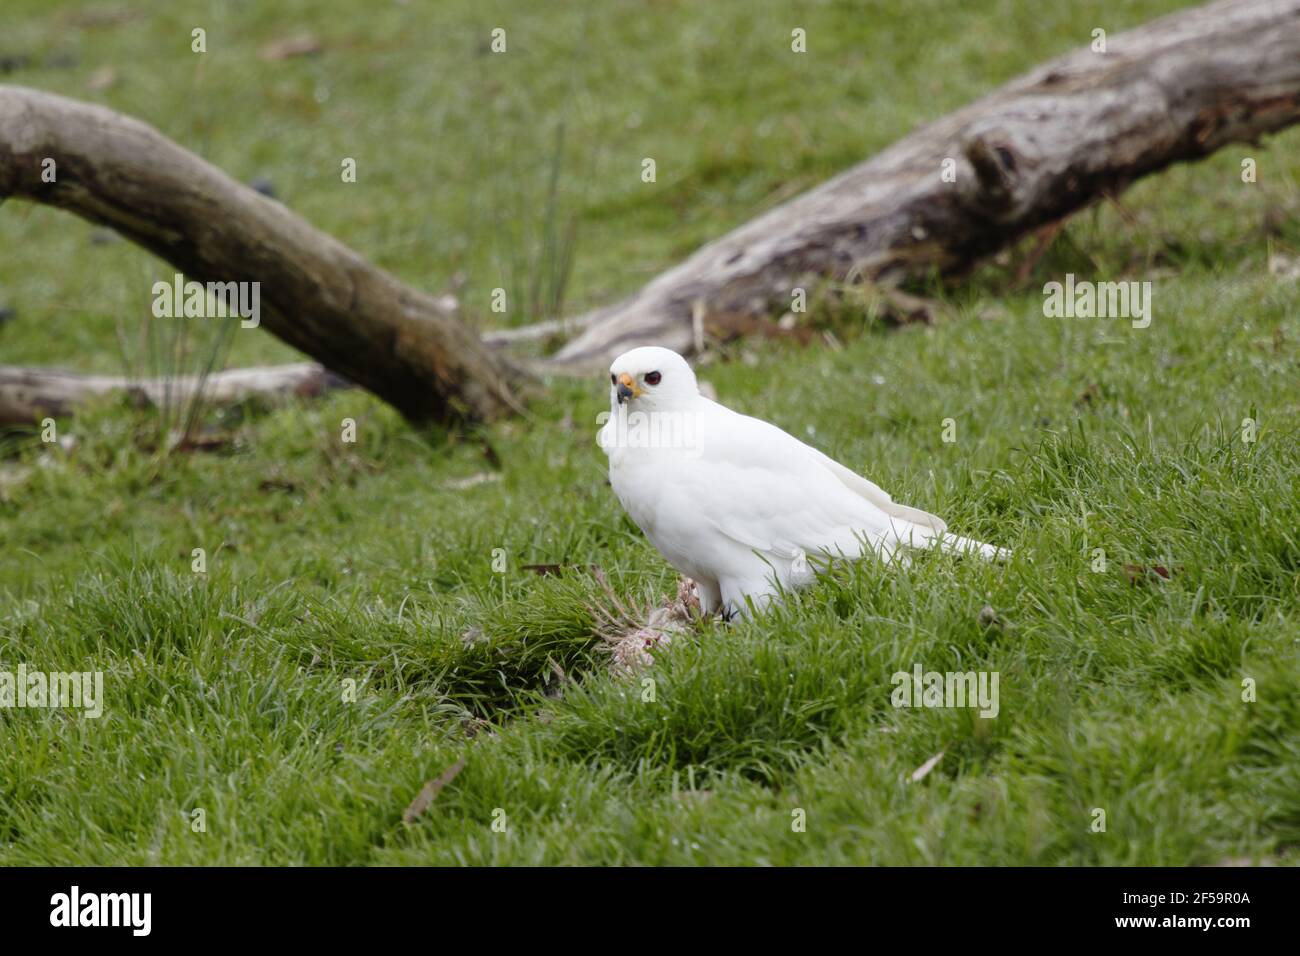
[599,346,1007,619]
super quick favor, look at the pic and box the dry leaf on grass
[402,756,466,824]
[259,33,323,61]
[907,750,945,784]
[1123,563,1179,585]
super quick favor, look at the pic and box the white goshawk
[599,346,1007,618]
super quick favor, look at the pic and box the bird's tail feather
[937,533,1010,562]
[883,520,1008,561]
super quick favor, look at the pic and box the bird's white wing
[801,443,946,533]
[681,400,940,560]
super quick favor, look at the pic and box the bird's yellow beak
[616,372,640,403]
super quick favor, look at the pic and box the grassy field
[1,0,1298,865]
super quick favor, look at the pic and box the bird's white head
[608,346,699,411]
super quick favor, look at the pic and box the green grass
[1,0,1298,865]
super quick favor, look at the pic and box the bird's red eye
[645,371,662,386]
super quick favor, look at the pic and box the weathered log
[0,86,521,424]
[545,0,1300,369]
[0,362,347,426]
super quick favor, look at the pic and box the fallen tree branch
[0,86,521,425]
[480,313,604,348]
[541,0,1300,369]
[0,362,347,425]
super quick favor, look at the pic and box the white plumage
[599,346,1006,618]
